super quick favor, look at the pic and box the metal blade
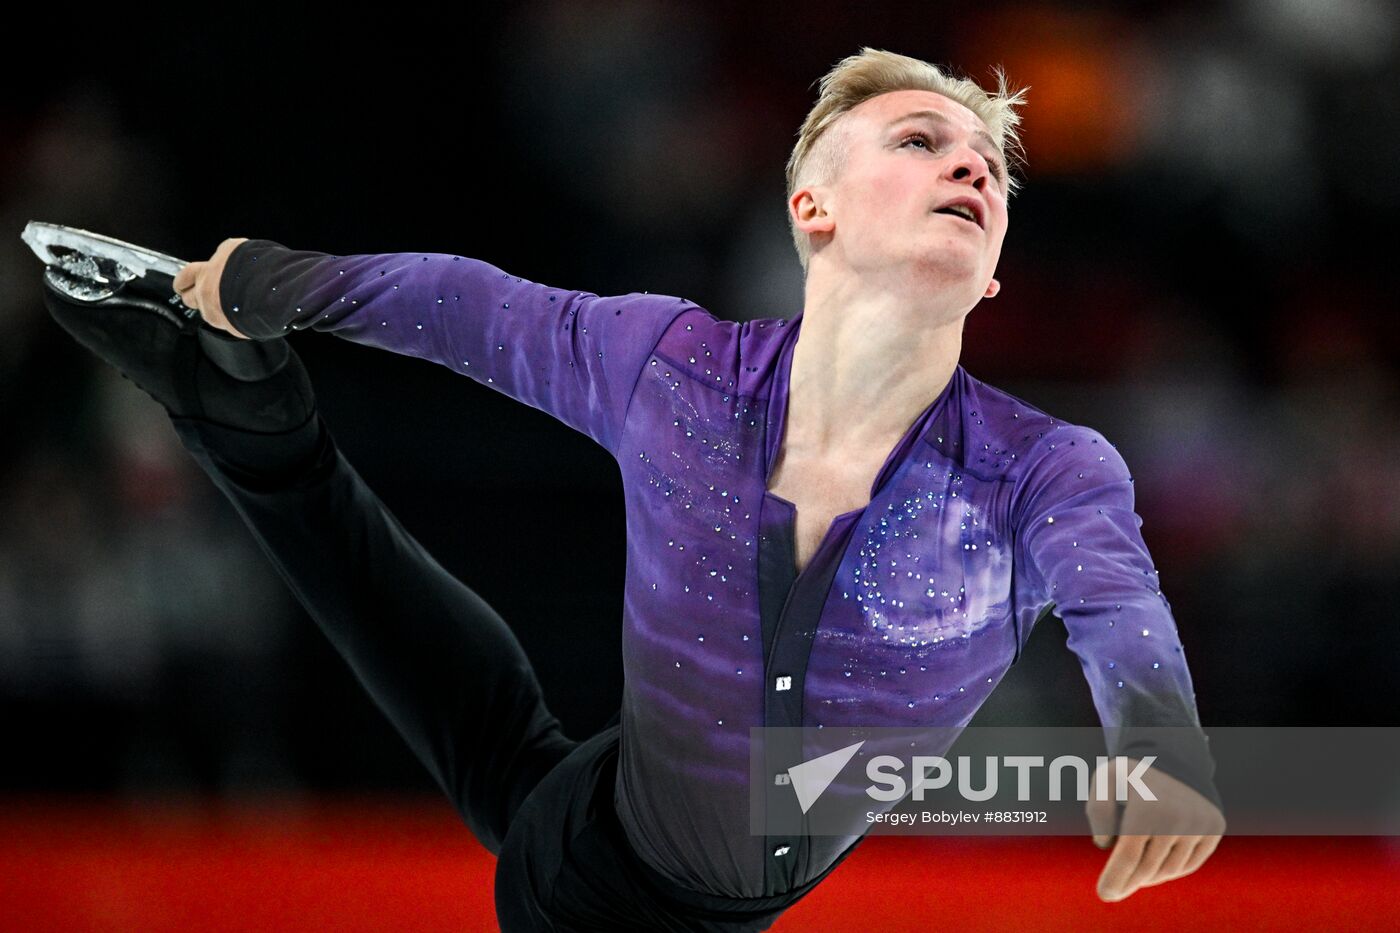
[20,221,187,280]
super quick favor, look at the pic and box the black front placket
[753,313,954,894]
[756,493,858,894]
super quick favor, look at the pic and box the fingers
[1118,835,1177,896]
[173,260,218,320]
[1091,757,1226,902]
[1084,789,1117,844]
[1179,834,1220,877]
[173,261,204,308]
[1096,833,1147,902]
[172,239,253,339]
[1141,837,1196,886]
[1101,833,1222,901]
[174,262,226,330]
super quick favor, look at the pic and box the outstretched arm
[1015,425,1225,900]
[174,236,690,455]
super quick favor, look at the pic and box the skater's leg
[44,286,576,853]
[182,415,577,853]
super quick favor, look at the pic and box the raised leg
[44,285,576,853]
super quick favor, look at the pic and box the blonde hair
[785,48,1029,274]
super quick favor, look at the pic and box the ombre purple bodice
[222,242,1212,898]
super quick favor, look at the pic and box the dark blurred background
[2,0,1396,804]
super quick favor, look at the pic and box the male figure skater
[44,48,1222,931]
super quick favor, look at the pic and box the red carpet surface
[2,798,1397,931]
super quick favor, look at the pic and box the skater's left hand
[1086,756,1224,902]
[173,237,250,338]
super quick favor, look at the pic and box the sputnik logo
[786,741,865,813]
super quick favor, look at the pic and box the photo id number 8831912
[983,811,1048,823]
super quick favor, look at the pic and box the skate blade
[21,221,194,316]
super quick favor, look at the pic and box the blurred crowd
[1,0,1395,795]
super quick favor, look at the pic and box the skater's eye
[900,131,937,152]
[900,131,1006,184]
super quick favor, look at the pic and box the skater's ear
[790,185,836,238]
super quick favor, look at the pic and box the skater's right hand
[174,238,250,339]
[1086,756,1224,902]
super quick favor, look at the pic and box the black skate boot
[31,225,324,484]
[41,272,314,436]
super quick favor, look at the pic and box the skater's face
[791,90,1007,307]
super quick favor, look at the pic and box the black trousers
[171,414,824,932]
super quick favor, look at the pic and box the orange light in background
[955,6,1148,175]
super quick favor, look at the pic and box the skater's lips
[931,196,985,229]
